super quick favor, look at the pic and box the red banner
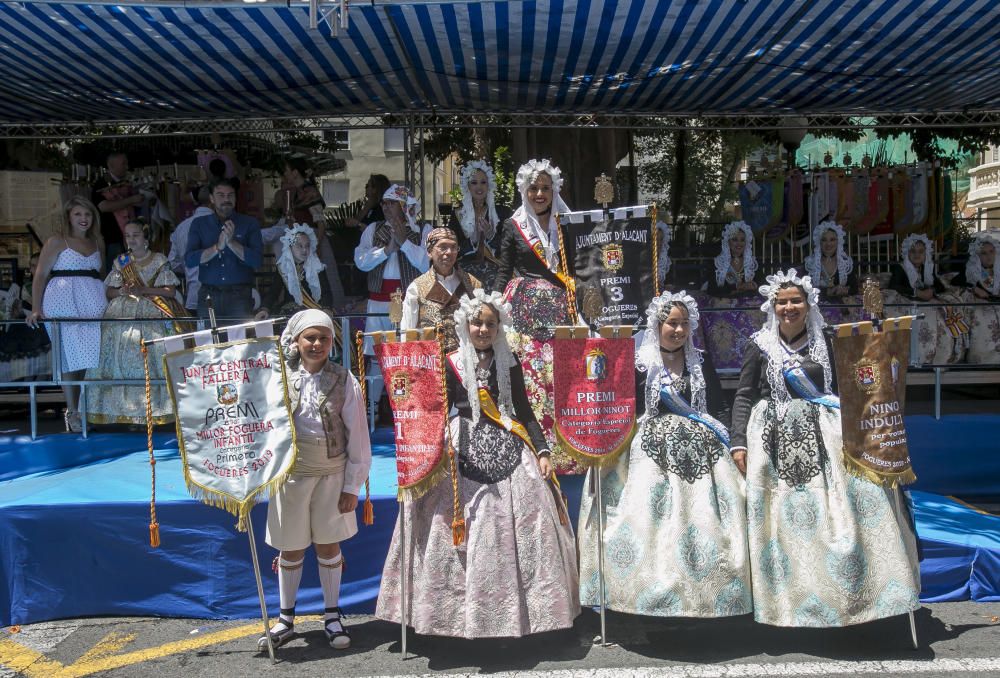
[553,336,637,466]
[375,340,448,500]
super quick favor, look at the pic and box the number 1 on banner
[395,421,404,441]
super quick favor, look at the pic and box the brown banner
[831,317,917,487]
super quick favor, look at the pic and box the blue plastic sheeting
[0,431,586,626]
[906,415,1000,498]
[1,418,996,626]
[910,491,1000,603]
[0,432,179,483]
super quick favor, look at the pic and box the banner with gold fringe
[552,329,636,467]
[831,317,918,487]
[163,335,296,531]
[375,338,449,501]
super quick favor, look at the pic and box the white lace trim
[756,268,832,419]
[803,220,853,289]
[276,223,326,306]
[637,290,707,416]
[453,289,517,430]
[714,220,758,286]
[900,233,936,291]
[458,160,499,243]
[512,159,570,269]
[966,232,1000,296]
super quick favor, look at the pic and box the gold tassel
[142,341,160,548]
[356,330,375,527]
[451,517,466,546]
[363,479,374,526]
[438,323,466,546]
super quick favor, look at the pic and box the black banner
[560,208,656,327]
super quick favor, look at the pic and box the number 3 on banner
[609,286,624,302]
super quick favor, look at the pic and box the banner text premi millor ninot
[164,333,297,530]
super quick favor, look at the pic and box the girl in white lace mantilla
[376,289,580,638]
[954,232,1000,364]
[730,269,920,628]
[803,221,857,300]
[709,220,760,297]
[579,290,751,618]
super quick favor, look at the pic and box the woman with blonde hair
[26,196,107,432]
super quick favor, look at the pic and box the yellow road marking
[0,617,324,677]
[0,638,67,678]
[75,631,136,665]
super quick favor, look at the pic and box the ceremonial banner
[831,318,917,486]
[164,335,296,530]
[560,207,656,327]
[375,339,448,500]
[553,334,637,466]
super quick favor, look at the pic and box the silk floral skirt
[578,413,751,617]
[884,289,969,365]
[744,398,921,627]
[959,290,1000,365]
[503,277,583,473]
[376,416,580,638]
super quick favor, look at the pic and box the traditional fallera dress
[952,237,1000,365]
[886,262,968,365]
[579,351,752,618]
[731,338,921,627]
[494,216,578,473]
[376,356,579,638]
[85,252,179,424]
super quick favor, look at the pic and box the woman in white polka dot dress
[27,197,108,432]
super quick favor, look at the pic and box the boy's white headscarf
[754,269,832,419]
[714,220,758,286]
[276,223,325,306]
[636,290,706,416]
[452,289,517,430]
[511,159,571,270]
[279,309,334,368]
[458,160,499,243]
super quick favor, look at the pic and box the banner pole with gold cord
[862,279,919,650]
[209,296,276,663]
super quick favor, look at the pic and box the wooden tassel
[149,522,160,548]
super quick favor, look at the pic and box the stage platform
[2,415,999,626]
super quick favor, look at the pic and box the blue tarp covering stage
[1,415,998,626]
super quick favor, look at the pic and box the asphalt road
[3,602,999,677]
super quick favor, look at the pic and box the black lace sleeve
[492,219,517,294]
[702,350,731,428]
[730,340,763,449]
[888,264,914,298]
[509,362,549,455]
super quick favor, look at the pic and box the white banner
[164,336,296,530]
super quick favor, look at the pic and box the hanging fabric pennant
[552,332,637,467]
[162,333,295,531]
[831,317,918,487]
[375,339,449,501]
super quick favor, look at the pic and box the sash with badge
[559,206,658,327]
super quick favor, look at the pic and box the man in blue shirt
[185,177,263,320]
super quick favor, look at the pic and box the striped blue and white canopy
[1,0,998,124]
